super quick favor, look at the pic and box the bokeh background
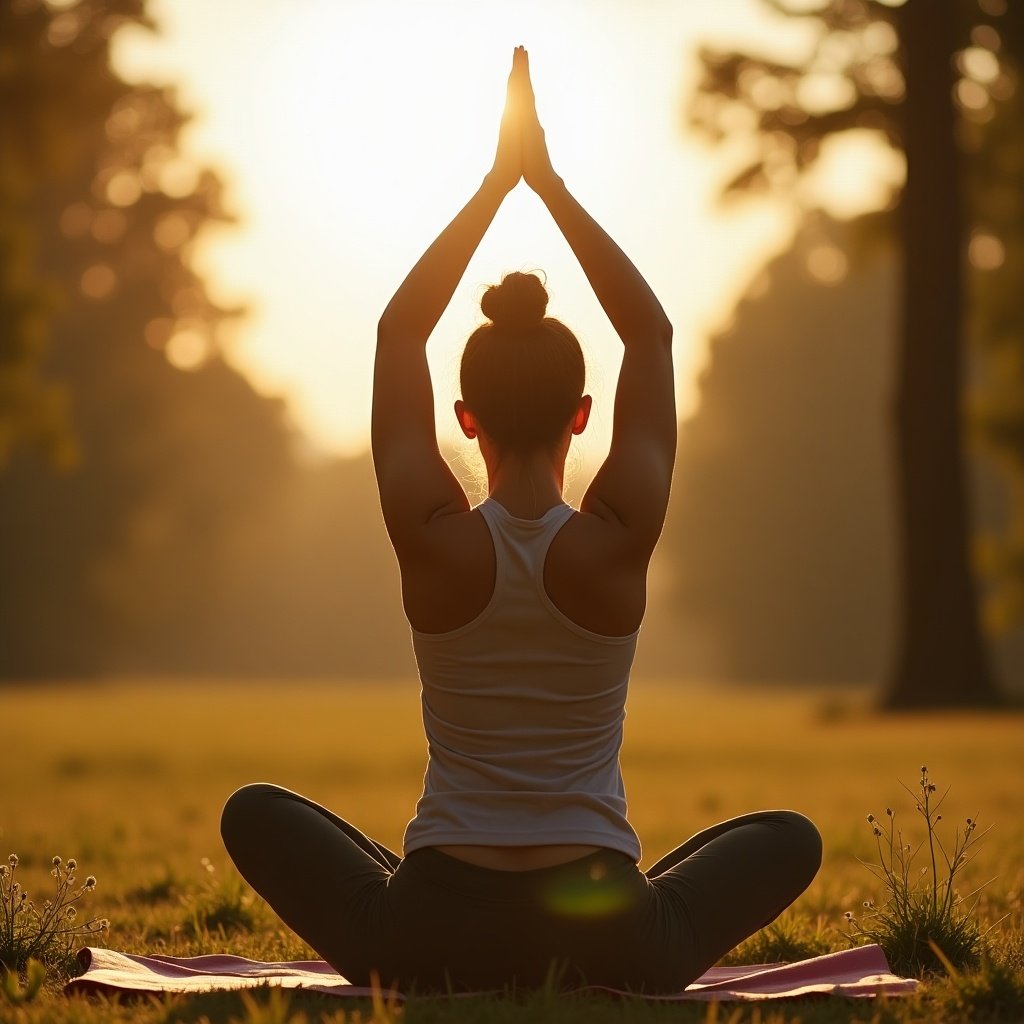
[2,0,1023,708]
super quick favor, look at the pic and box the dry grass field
[3,678,1023,1022]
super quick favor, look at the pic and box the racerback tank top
[403,497,642,861]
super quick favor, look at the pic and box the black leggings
[221,784,821,994]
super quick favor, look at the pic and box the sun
[230,0,653,456]
[114,0,782,460]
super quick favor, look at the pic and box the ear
[571,394,593,436]
[454,399,478,439]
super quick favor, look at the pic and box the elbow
[655,318,673,348]
[377,312,396,342]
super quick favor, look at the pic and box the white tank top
[403,497,642,861]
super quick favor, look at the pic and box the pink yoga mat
[65,944,918,1001]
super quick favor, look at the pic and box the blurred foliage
[690,0,905,198]
[651,209,1024,692]
[0,0,411,679]
[967,23,1024,633]
[683,0,1023,702]
[0,0,145,467]
[691,0,1024,622]
[656,212,899,686]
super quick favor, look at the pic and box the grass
[1,677,1022,1023]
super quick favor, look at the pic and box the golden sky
[112,0,897,461]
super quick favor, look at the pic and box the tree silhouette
[0,0,418,682]
[689,0,1021,706]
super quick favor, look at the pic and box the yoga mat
[66,944,918,1001]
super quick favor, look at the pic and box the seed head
[84,875,97,891]
[920,765,928,774]
[844,911,854,921]
[67,859,77,871]
[66,906,77,919]
[873,827,882,837]
[8,854,18,868]
[867,813,875,823]
[52,856,62,868]
[886,807,893,816]
[936,814,942,822]
[0,865,7,877]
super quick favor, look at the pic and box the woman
[221,47,821,993]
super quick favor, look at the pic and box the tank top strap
[476,499,574,585]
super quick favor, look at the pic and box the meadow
[3,678,1023,1023]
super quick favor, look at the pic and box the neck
[485,449,566,519]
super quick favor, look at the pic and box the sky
[111,0,897,461]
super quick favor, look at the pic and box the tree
[0,0,417,681]
[689,0,1021,706]
[0,0,288,675]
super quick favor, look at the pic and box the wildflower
[1,850,108,976]
[844,911,854,921]
[67,859,77,871]
[850,767,990,976]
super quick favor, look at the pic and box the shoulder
[394,506,497,634]
[544,508,650,636]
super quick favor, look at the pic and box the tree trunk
[885,0,1000,707]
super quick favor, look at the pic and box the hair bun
[481,272,548,329]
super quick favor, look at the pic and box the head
[455,272,591,461]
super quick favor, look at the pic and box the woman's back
[398,499,651,639]
[404,497,642,863]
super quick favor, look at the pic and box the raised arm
[373,49,524,550]
[519,51,676,554]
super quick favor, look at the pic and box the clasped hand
[489,45,559,196]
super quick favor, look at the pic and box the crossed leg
[220,783,399,976]
[643,809,822,982]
